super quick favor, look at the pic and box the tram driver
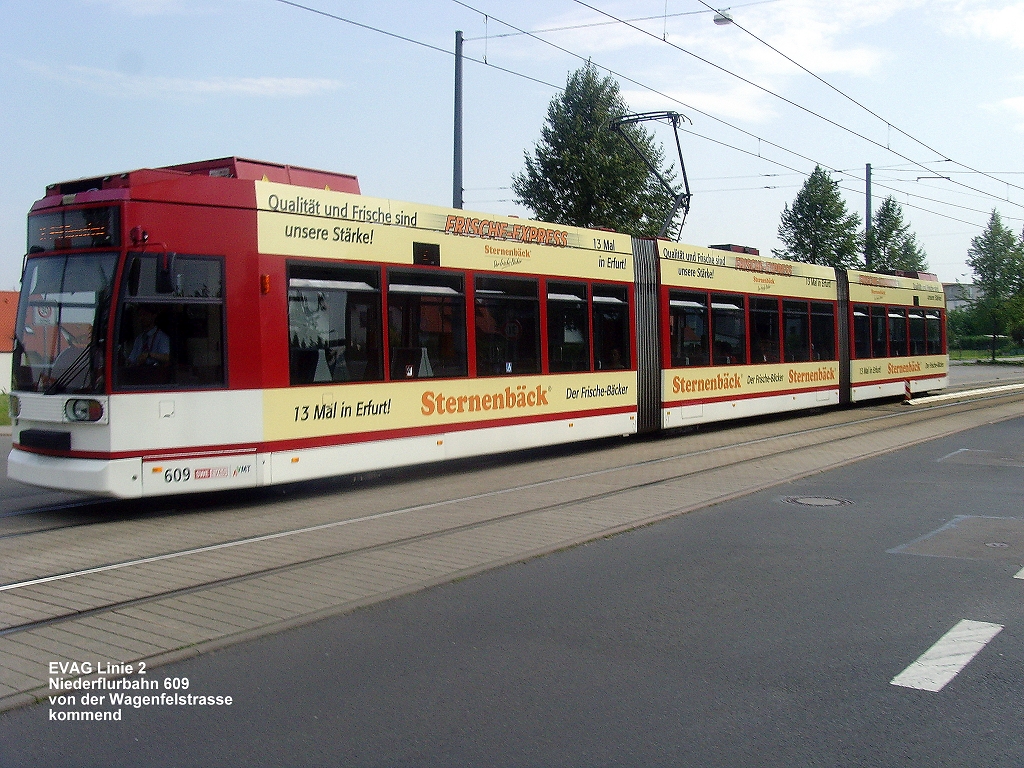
[127,305,171,368]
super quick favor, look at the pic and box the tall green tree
[774,166,862,268]
[512,63,677,238]
[967,209,1024,360]
[867,196,928,272]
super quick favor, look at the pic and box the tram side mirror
[155,252,176,294]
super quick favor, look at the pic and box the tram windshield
[13,253,117,394]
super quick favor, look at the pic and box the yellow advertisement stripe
[847,270,945,308]
[851,355,948,384]
[660,259,837,301]
[263,372,638,443]
[662,362,840,404]
[255,181,633,282]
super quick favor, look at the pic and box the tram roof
[39,157,360,201]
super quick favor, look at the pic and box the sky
[1,0,1023,290]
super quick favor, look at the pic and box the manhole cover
[783,496,852,507]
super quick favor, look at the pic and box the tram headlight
[65,398,104,422]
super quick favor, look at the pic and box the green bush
[1009,321,1024,347]
[951,334,1011,351]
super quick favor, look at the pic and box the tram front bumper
[7,449,143,498]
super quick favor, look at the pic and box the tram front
[8,203,122,494]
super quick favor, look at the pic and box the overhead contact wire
[273,0,998,229]
[694,0,1024,199]
[573,0,1024,211]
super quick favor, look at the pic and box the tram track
[1,388,1022,643]
[5,374,1018,538]
[1,383,1018,545]
[0,503,131,541]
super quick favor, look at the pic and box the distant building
[943,282,980,311]
[0,292,17,393]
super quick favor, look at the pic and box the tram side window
[287,264,383,385]
[852,305,871,359]
[908,309,927,356]
[711,294,746,365]
[388,269,467,379]
[475,276,540,376]
[593,284,630,370]
[750,297,780,364]
[926,311,944,354]
[115,254,225,389]
[669,291,709,367]
[783,300,810,363]
[888,307,908,357]
[810,303,836,361]
[547,282,590,372]
[870,306,887,358]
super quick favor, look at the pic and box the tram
[8,158,948,497]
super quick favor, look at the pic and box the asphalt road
[947,360,1024,389]
[2,413,1022,766]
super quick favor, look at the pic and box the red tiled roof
[0,292,19,353]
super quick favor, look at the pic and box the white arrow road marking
[891,619,1003,692]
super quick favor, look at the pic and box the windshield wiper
[44,346,93,395]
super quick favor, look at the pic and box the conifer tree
[867,196,928,272]
[512,63,677,238]
[967,209,1024,359]
[774,166,862,268]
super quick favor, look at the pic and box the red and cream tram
[8,158,947,497]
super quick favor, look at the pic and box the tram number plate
[142,455,258,494]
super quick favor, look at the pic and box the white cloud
[20,60,341,98]
[990,94,1024,129]
[471,1,1024,144]
[719,0,934,78]
[498,1,905,105]
[952,1,1024,48]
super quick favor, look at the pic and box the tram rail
[1,385,1022,644]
